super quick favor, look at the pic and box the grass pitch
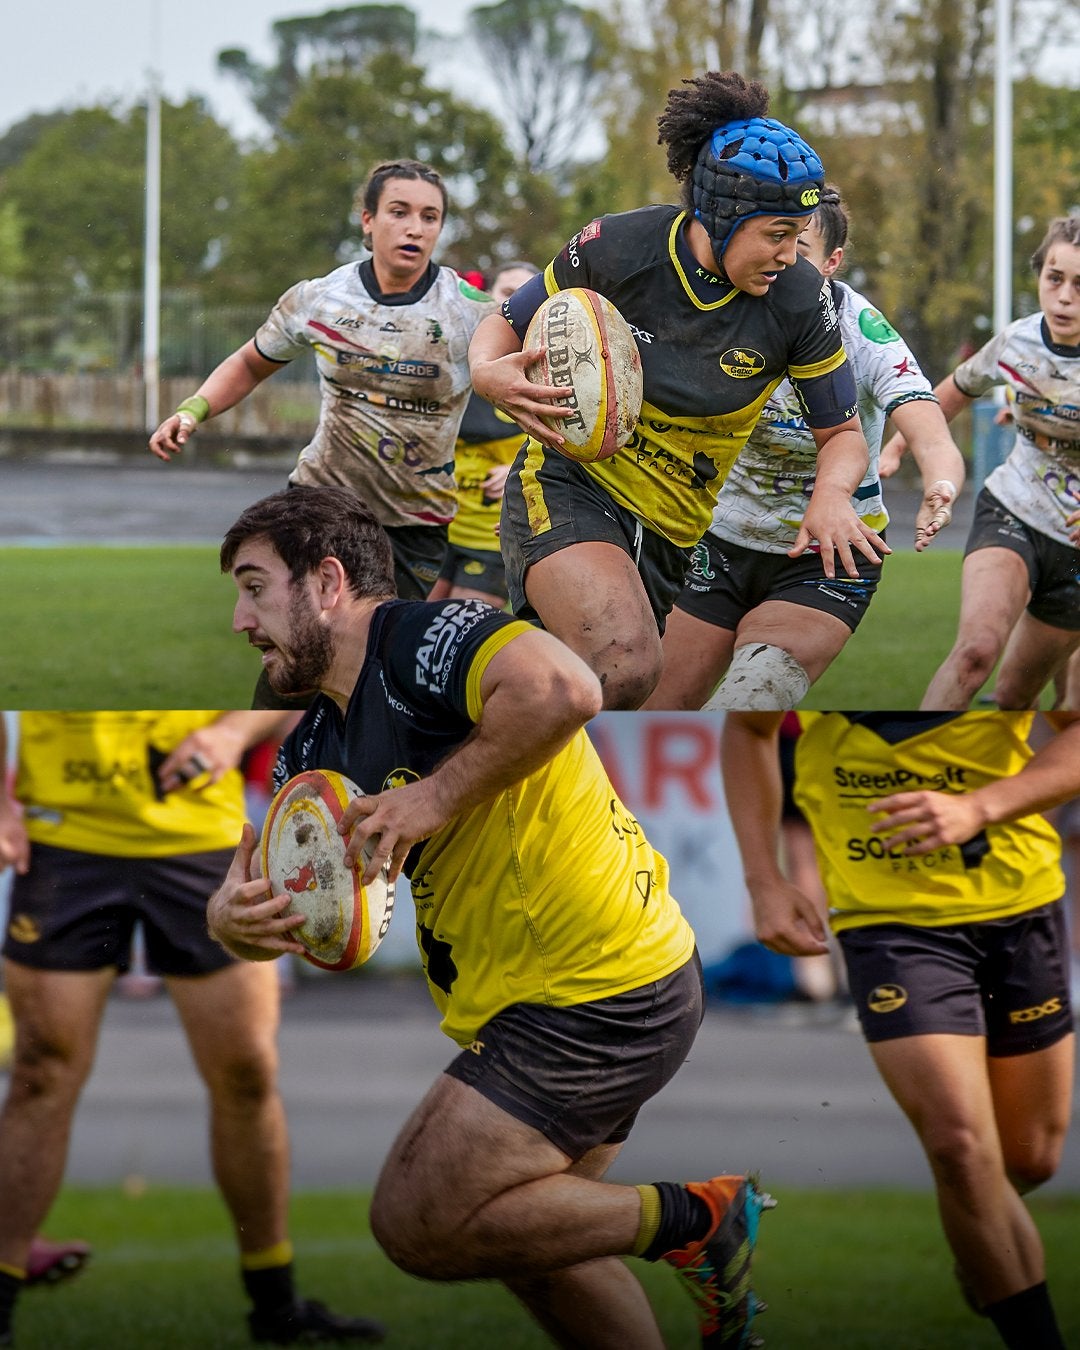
[2,546,972,710]
[17,1184,1080,1347]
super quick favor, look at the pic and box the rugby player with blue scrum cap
[469,71,888,709]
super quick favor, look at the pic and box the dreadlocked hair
[657,72,771,185]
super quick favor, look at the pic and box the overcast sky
[0,0,483,141]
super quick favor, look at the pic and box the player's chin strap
[704,643,811,711]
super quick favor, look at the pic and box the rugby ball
[260,769,395,972]
[523,288,643,462]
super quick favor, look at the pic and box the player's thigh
[526,541,661,667]
[869,1032,999,1150]
[2,959,113,1073]
[650,604,735,709]
[168,959,281,1088]
[954,547,1032,642]
[374,1072,573,1231]
[988,1033,1075,1184]
[734,599,853,684]
[995,613,1080,709]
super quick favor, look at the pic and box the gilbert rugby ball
[260,769,395,972]
[523,287,643,462]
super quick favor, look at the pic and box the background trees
[0,0,1076,382]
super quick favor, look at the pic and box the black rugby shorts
[444,951,705,1159]
[965,488,1080,630]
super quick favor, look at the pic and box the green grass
[0,544,1019,710]
[0,547,256,707]
[805,551,964,708]
[16,1185,1080,1348]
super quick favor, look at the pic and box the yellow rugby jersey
[793,712,1064,930]
[15,713,248,857]
[448,393,524,553]
[276,598,696,1046]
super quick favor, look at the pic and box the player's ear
[315,556,349,610]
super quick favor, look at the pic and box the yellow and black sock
[240,1241,295,1314]
[632,1183,712,1261]
[0,1264,26,1339]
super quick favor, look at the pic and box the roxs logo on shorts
[867,983,907,1013]
[1009,998,1063,1025]
[719,348,765,378]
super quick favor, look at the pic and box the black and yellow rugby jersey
[275,598,694,1046]
[15,713,248,857]
[504,205,858,548]
[793,712,1064,930]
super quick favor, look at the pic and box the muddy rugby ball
[523,288,643,462]
[261,769,395,972]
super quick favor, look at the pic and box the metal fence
[0,285,314,383]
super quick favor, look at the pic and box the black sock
[242,1262,295,1314]
[985,1282,1066,1350]
[0,1269,23,1339]
[640,1182,713,1262]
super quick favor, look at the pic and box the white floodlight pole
[993,0,1013,337]
[143,69,162,431]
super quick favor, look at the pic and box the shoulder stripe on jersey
[788,348,849,381]
[465,621,537,722]
[543,262,559,297]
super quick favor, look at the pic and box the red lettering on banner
[641,720,718,810]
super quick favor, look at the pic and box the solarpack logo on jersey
[414,600,490,692]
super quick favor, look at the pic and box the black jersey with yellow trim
[274,596,696,1046]
[275,598,528,851]
[503,206,858,548]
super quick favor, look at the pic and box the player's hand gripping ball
[524,288,643,462]
[261,769,395,971]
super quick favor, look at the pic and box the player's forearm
[966,718,1080,827]
[468,313,523,380]
[213,711,299,752]
[187,342,279,420]
[891,401,966,493]
[810,424,870,499]
[932,374,975,424]
[719,713,788,887]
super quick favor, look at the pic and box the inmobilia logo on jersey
[719,348,765,378]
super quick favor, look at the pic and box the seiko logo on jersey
[868,984,907,1013]
[719,348,765,378]
[833,765,970,792]
[1009,998,1063,1025]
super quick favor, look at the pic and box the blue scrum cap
[691,116,825,268]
